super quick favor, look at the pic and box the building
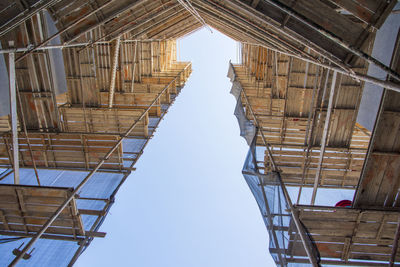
[0,0,399,266]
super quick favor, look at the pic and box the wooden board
[0,133,124,171]
[354,31,400,208]
[289,205,400,264]
[59,107,149,137]
[0,184,86,240]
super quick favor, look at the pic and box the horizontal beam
[0,165,134,174]
[0,230,106,239]
[78,209,106,216]
[0,230,84,242]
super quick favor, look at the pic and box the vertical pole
[310,70,337,205]
[9,52,19,184]
[130,40,138,93]
[389,215,400,266]
[108,36,121,108]
[277,172,319,266]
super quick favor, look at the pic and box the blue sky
[75,28,276,266]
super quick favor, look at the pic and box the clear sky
[75,28,276,266]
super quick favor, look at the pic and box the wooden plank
[0,184,87,239]
[0,132,125,170]
[292,206,400,263]
[356,154,400,206]
[0,209,10,230]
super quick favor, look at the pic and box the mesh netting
[242,134,320,266]
[0,168,126,266]
[227,63,256,145]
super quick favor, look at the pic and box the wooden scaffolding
[229,1,400,264]
[0,0,399,266]
[0,2,192,265]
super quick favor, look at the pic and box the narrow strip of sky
[76,28,276,267]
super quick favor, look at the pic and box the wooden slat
[0,133,124,171]
[0,184,88,240]
[292,206,400,263]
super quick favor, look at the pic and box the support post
[389,215,400,266]
[9,52,19,184]
[256,173,286,265]
[277,172,320,267]
[130,41,138,93]
[108,37,121,108]
[311,71,337,205]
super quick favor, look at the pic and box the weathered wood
[0,184,90,241]
[0,132,124,170]
[292,205,400,263]
[354,33,400,209]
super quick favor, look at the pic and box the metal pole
[8,63,191,267]
[0,40,170,54]
[130,41,138,93]
[310,70,337,205]
[8,52,19,184]
[0,43,93,53]
[0,0,62,38]
[277,172,319,266]
[16,85,41,186]
[255,174,286,265]
[389,215,400,266]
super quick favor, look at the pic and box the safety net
[227,62,256,145]
[241,133,320,266]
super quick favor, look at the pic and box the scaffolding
[0,5,192,265]
[229,24,400,266]
[1,0,400,266]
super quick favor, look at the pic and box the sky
[75,28,276,267]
